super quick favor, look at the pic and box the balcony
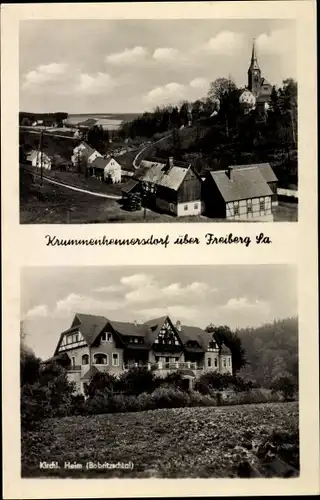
[66,365,81,372]
[123,361,204,373]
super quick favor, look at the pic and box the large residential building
[51,313,233,394]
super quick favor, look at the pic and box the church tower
[248,39,261,97]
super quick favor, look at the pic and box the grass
[42,169,123,196]
[21,401,299,478]
[20,167,298,224]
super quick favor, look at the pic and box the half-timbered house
[203,166,274,221]
[231,163,278,206]
[50,313,232,394]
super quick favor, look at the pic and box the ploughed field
[21,402,299,478]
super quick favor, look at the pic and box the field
[21,402,299,478]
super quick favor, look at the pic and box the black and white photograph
[21,265,299,478]
[19,19,298,224]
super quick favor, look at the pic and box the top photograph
[19,19,298,224]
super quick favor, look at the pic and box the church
[239,40,273,113]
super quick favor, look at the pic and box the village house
[89,156,122,183]
[203,166,274,221]
[71,142,102,170]
[232,163,278,206]
[26,150,52,170]
[124,157,203,217]
[50,313,233,394]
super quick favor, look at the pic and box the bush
[223,388,282,406]
[115,367,160,395]
[161,372,189,392]
[151,387,190,408]
[85,371,117,398]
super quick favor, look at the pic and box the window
[93,353,108,365]
[101,332,107,342]
[228,358,231,367]
[82,354,89,365]
[223,359,227,368]
[107,333,112,342]
[247,200,252,214]
[260,199,265,211]
[207,357,212,367]
[165,357,170,363]
[134,338,138,343]
[71,356,76,368]
[175,357,179,362]
[234,203,239,216]
[194,203,198,209]
[214,358,218,367]
[155,356,159,362]
[184,205,188,211]
[112,353,119,366]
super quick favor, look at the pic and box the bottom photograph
[20,264,299,478]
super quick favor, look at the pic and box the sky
[21,265,298,360]
[19,19,296,114]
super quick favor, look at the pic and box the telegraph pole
[39,129,44,186]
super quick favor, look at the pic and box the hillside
[237,317,298,388]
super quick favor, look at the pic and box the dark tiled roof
[55,313,219,355]
[109,320,147,337]
[139,161,191,191]
[232,163,278,183]
[91,157,108,170]
[121,179,139,194]
[74,313,108,345]
[209,167,272,202]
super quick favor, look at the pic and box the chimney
[175,320,181,331]
[168,156,174,168]
[227,166,234,180]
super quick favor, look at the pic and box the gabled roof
[178,325,212,350]
[208,167,272,202]
[232,163,277,183]
[121,179,139,194]
[81,365,100,381]
[73,313,108,345]
[91,157,108,170]
[76,142,96,157]
[54,313,226,356]
[139,161,192,191]
[109,319,147,337]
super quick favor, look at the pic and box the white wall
[104,159,121,183]
[177,200,202,217]
[226,196,272,221]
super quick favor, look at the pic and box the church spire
[249,38,260,71]
[248,38,261,96]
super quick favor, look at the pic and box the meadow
[21,402,299,478]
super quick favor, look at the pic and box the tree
[208,77,237,103]
[270,374,297,401]
[87,125,109,154]
[171,128,181,158]
[205,324,246,373]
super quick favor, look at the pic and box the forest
[118,77,298,189]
